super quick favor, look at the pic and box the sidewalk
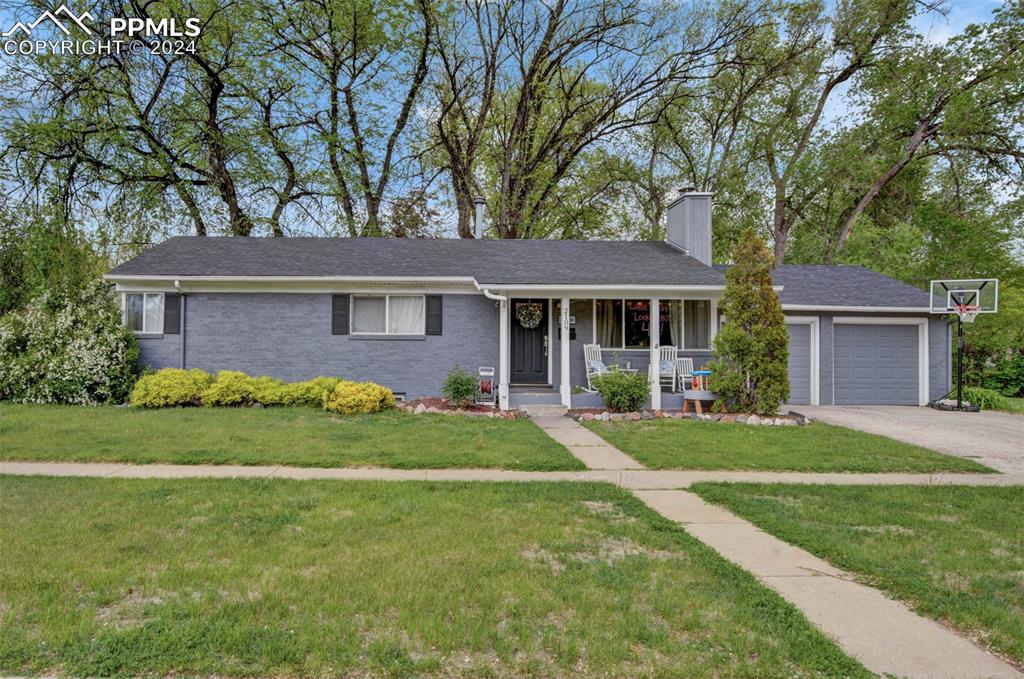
[3,460,1023,488]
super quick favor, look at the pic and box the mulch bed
[397,397,523,418]
[399,397,496,414]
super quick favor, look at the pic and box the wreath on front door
[516,303,543,329]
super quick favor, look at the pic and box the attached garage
[833,320,925,405]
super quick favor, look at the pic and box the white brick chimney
[665,189,713,265]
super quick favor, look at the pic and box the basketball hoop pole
[955,315,965,410]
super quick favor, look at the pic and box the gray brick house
[105,192,949,410]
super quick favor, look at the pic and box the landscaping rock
[414,403,427,415]
[641,411,655,420]
[626,412,641,421]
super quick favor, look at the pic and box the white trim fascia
[111,281,478,295]
[481,282,729,290]
[784,315,820,406]
[783,304,931,313]
[832,316,929,406]
[106,274,477,284]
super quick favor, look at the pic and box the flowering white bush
[0,282,139,404]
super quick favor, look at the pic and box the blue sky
[913,0,1004,44]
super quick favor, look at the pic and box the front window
[123,293,164,334]
[595,299,681,349]
[683,300,711,349]
[351,295,424,335]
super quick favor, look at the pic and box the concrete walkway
[3,461,1024,489]
[529,415,645,470]
[800,405,1024,474]
[638,489,1021,678]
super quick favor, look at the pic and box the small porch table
[682,370,722,415]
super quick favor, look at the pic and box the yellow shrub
[279,377,343,407]
[252,376,287,405]
[202,371,285,407]
[130,368,213,408]
[322,380,395,415]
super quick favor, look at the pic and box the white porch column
[498,298,510,410]
[649,297,661,410]
[559,297,571,408]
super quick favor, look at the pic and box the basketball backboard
[930,279,998,316]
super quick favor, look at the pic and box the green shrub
[202,371,285,407]
[279,377,342,407]
[130,368,214,408]
[709,228,789,415]
[962,386,1010,411]
[983,352,1024,397]
[323,380,395,414]
[593,370,649,413]
[441,366,477,406]
[252,376,287,405]
[0,282,139,404]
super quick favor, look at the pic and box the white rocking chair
[583,343,609,392]
[675,357,694,392]
[657,346,679,392]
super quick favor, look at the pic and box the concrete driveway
[799,405,1024,473]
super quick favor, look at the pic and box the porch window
[594,299,681,349]
[683,300,711,349]
[351,295,424,335]
[123,292,164,334]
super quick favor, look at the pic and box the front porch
[508,385,692,411]
[490,291,721,411]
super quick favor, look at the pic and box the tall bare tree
[431,0,757,238]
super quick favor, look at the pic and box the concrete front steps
[520,404,568,417]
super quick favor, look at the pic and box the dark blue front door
[510,299,548,384]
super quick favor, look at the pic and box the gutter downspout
[481,288,510,410]
[174,280,186,369]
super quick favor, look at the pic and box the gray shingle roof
[714,264,931,308]
[107,236,726,287]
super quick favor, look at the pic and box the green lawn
[693,483,1024,665]
[0,403,583,471]
[1000,397,1024,414]
[0,478,866,677]
[582,419,994,472]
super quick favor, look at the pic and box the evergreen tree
[710,228,790,414]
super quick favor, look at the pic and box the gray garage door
[834,324,919,405]
[786,323,812,405]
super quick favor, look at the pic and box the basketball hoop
[954,303,981,323]
[929,278,999,411]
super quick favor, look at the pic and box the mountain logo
[2,5,95,37]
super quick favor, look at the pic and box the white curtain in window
[595,300,622,347]
[352,296,386,333]
[126,294,144,331]
[668,301,680,347]
[684,300,710,348]
[388,296,424,334]
[143,294,163,333]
